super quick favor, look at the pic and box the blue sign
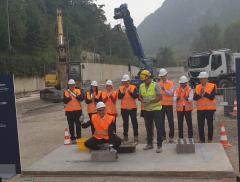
[0,75,21,178]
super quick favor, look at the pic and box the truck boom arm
[114,4,147,67]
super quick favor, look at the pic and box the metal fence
[218,87,236,116]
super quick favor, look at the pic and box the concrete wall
[14,77,45,94]
[82,63,139,83]
[13,65,183,94]
[165,67,184,73]
[13,63,139,94]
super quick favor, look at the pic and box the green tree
[156,46,174,67]
[224,20,240,52]
[0,0,133,76]
[192,24,222,52]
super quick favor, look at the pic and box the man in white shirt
[173,76,193,140]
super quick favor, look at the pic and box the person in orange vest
[84,102,121,150]
[85,81,102,134]
[194,71,217,143]
[174,76,193,140]
[118,74,138,142]
[63,79,84,144]
[101,80,118,132]
[158,68,175,143]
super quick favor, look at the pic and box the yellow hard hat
[140,70,151,81]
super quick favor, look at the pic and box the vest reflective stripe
[92,114,114,140]
[175,86,193,112]
[140,82,162,111]
[159,80,174,106]
[94,131,108,135]
[86,91,101,113]
[195,83,216,110]
[64,89,82,111]
[119,85,137,109]
[102,90,118,115]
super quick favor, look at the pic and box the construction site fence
[217,87,236,116]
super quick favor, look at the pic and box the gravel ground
[3,71,240,182]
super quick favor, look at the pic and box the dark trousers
[177,111,193,138]
[108,114,117,133]
[88,113,97,135]
[85,135,122,150]
[121,108,138,137]
[197,110,215,142]
[161,105,174,138]
[66,110,82,140]
[144,110,163,147]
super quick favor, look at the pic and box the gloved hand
[79,114,84,123]
[64,96,72,103]
[81,120,90,129]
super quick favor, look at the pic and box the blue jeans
[144,110,163,147]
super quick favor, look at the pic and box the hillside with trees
[138,0,240,65]
[0,0,133,77]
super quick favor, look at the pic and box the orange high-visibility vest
[102,90,118,115]
[64,89,82,111]
[86,91,101,113]
[119,84,137,109]
[175,86,193,112]
[159,80,174,106]
[195,82,216,111]
[92,114,114,140]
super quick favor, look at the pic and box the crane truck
[114,4,157,86]
[187,49,240,88]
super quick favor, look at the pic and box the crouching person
[84,102,122,150]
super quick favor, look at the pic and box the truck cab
[187,49,239,88]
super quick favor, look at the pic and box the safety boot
[143,144,153,150]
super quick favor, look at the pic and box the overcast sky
[96,0,165,27]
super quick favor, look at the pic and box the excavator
[40,9,82,102]
[114,4,157,86]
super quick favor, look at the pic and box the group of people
[63,68,217,153]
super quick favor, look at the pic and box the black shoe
[123,136,128,142]
[71,140,77,145]
[134,136,138,143]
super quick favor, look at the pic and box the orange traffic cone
[220,124,232,148]
[230,97,237,117]
[64,128,71,145]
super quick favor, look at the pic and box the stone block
[91,149,118,162]
[117,142,136,153]
[176,138,195,154]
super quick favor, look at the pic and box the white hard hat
[198,71,209,78]
[68,79,75,85]
[179,76,189,83]
[121,74,130,82]
[96,102,105,109]
[91,80,98,87]
[106,80,113,86]
[159,68,168,77]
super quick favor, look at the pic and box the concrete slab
[22,144,235,178]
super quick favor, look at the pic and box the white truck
[187,49,240,88]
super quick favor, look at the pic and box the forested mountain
[0,0,133,76]
[138,0,240,58]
